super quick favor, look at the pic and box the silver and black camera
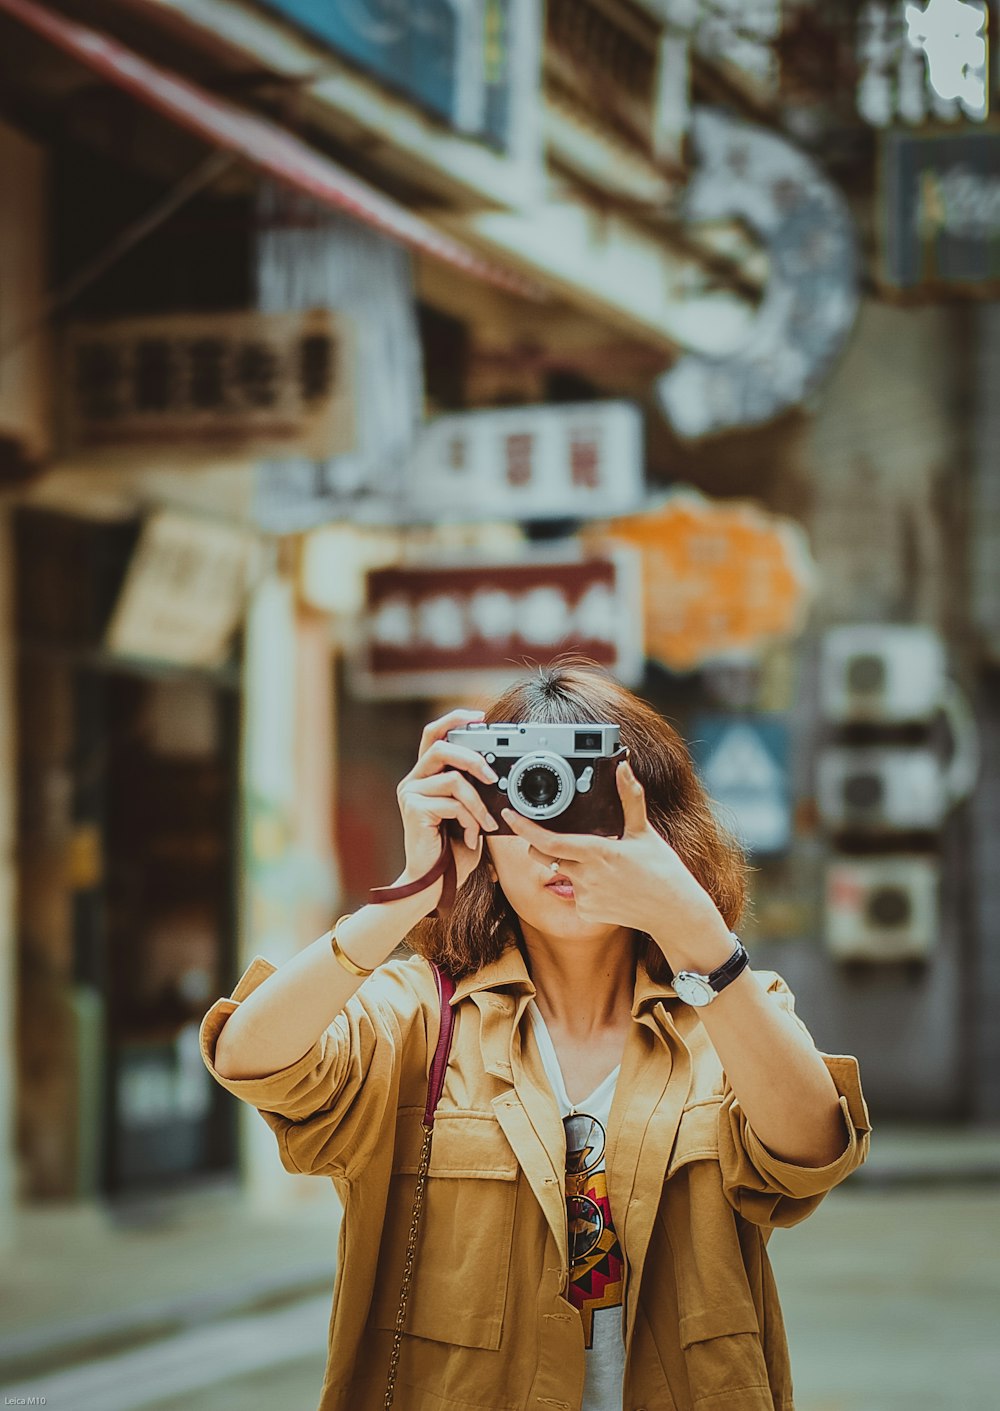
[445,721,628,837]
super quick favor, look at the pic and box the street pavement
[768,1185,999,1411]
[1,1128,998,1411]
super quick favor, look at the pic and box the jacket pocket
[370,1108,519,1350]
[679,1303,760,1346]
[666,1097,723,1179]
[679,1303,773,1409]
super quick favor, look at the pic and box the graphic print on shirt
[564,1110,624,1349]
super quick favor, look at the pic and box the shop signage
[655,108,859,439]
[407,400,644,523]
[690,715,792,855]
[104,509,262,668]
[63,309,353,460]
[348,548,644,698]
[856,0,988,127]
[260,0,517,149]
[584,488,816,673]
[880,128,1000,291]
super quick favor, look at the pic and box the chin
[513,897,612,944]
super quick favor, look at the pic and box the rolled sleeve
[719,972,873,1228]
[199,957,333,1117]
[199,953,432,1180]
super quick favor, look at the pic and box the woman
[202,660,872,1411]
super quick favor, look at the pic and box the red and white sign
[406,401,644,522]
[348,548,644,698]
[63,309,353,461]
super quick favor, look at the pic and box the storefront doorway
[15,507,241,1199]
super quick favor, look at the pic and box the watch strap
[705,934,749,993]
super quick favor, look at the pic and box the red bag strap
[382,959,458,1408]
[425,962,457,1125]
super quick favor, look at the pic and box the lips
[545,874,574,897]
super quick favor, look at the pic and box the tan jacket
[200,940,872,1411]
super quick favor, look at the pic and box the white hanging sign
[104,509,262,668]
[405,400,644,523]
[857,0,988,127]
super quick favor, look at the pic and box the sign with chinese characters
[690,714,792,855]
[348,548,644,698]
[406,400,644,523]
[63,309,353,461]
[104,509,262,668]
[655,107,859,439]
[880,128,1000,290]
[857,0,989,127]
[584,488,816,672]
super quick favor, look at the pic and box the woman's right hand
[395,708,501,906]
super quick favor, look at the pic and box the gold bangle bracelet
[330,913,375,978]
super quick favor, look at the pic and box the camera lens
[507,752,575,819]
[517,765,560,808]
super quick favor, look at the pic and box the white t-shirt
[527,999,626,1411]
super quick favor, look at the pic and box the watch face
[673,972,715,1007]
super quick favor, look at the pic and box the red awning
[0,0,547,301]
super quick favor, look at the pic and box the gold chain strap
[384,1120,434,1409]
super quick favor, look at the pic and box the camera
[445,721,628,837]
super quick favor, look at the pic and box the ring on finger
[549,859,562,874]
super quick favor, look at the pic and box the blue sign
[689,715,792,856]
[262,0,514,150]
[882,129,1000,291]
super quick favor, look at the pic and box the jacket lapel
[605,997,691,1347]
[450,937,689,1319]
[452,944,571,1271]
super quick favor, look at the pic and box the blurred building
[0,0,997,1239]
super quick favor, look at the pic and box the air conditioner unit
[820,625,945,724]
[817,746,947,833]
[824,856,938,961]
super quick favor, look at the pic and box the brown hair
[406,655,750,983]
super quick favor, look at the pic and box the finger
[409,771,498,832]
[498,808,592,861]
[617,758,649,836]
[411,740,499,786]
[527,843,578,872]
[415,798,483,851]
[418,708,485,759]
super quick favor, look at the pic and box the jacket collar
[449,932,678,1017]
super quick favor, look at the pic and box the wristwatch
[671,933,750,1007]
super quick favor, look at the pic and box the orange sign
[584,489,816,672]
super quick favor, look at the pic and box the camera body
[445,721,627,837]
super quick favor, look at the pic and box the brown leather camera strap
[367,828,457,919]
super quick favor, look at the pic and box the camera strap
[367,827,457,920]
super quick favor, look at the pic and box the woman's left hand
[500,758,729,943]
